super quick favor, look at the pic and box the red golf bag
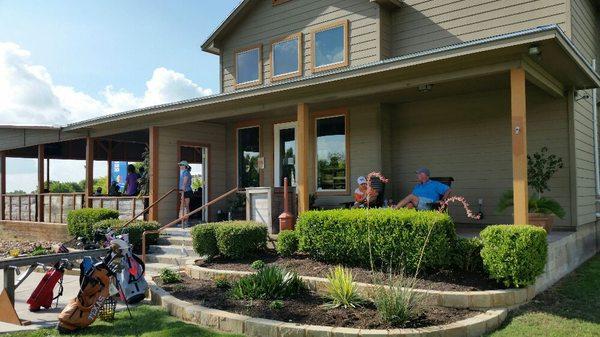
[26,261,66,312]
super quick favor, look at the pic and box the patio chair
[428,177,454,210]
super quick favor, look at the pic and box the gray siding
[391,0,570,56]
[391,87,572,227]
[571,0,600,63]
[219,0,381,92]
[156,123,227,225]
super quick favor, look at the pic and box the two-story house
[0,0,599,233]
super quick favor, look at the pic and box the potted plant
[497,147,565,231]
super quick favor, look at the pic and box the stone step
[157,236,193,246]
[161,227,192,237]
[145,254,190,266]
[149,244,198,257]
[145,262,181,275]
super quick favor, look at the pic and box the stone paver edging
[149,281,508,337]
[184,261,532,309]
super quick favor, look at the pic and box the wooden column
[0,152,5,221]
[107,141,112,193]
[511,68,529,225]
[297,103,310,214]
[149,127,159,221]
[37,145,45,222]
[85,137,94,208]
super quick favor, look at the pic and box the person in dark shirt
[124,164,140,196]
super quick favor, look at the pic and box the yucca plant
[230,265,305,300]
[372,274,424,326]
[325,266,362,309]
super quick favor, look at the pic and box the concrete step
[161,227,192,237]
[157,236,193,246]
[149,244,198,257]
[145,254,190,266]
[145,262,181,275]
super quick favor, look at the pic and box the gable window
[237,126,260,188]
[235,45,262,88]
[315,111,348,192]
[271,33,302,81]
[311,20,349,73]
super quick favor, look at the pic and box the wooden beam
[521,57,565,98]
[85,137,94,208]
[0,152,5,221]
[297,103,310,214]
[511,68,529,225]
[149,127,159,221]
[37,145,44,222]
[106,141,112,193]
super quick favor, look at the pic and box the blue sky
[0,0,241,192]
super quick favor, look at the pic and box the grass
[488,254,600,337]
[3,306,242,337]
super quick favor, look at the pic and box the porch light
[575,90,590,101]
[418,84,433,93]
[528,45,541,58]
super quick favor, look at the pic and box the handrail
[141,187,239,263]
[120,188,180,228]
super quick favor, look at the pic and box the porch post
[85,137,94,208]
[0,152,5,221]
[149,127,159,221]
[37,144,45,222]
[297,103,310,214]
[510,68,529,225]
[107,141,112,193]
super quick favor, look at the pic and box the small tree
[527,147,563,196]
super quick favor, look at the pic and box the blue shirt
[412,180,449,202]
[179,170,192,192]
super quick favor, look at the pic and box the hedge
[191,221,268,259]
[276,230,299,257]
[296,208,456,272]
[452,237,484,273]
[66,208,120,239]
[93,219,161,254]
[480,225,547,288]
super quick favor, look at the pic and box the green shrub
[159,268,182,284]
[67,208,120,239]
[93,219,160,254]
[191,224,219,259]
[452,237,484,273]
[230,265,305,300]
[213,275,230,289]
[297,209,456,273]
[372,275,424,326]
[480,225,547,288]
[276,230,299,257]
[325,266,362,309]
[269,300,284,310]
[29,245,48,256]
[251,260,266,270]
[214,221,267,259]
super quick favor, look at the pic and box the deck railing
[89,195,151,220]
[1,194,38,222]
[43,193,85,223]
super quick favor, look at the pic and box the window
[316,114,348,192]
[235,45,262,88]
[237,126,260,188]
[311,20,349,73]
[271,33,302,81]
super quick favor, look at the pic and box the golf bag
[56,257,114,333]
[116,252,147,304]
[26,261,67,312]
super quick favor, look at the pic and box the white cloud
[0,42,213,126]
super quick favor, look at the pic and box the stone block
[441,323,467,337]
[332,327,361,337]
[441,293,469,308]
[279,322,307,337]
[306,325,334,337]
[358,329,389,337]
[388,328,420,337]
[217,311,248,334]
[469,294,491,309]
[465,316,487,337]
[199,308,221,329]
[245,318,281,337]
[182,306,202,323]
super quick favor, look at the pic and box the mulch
[196,250,502,291]
[156,276,480,329]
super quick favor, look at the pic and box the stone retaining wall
[149,282,508,337]
[0,220,71,242]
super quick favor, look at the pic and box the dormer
[202,0,402,93]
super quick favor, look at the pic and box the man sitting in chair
[395,168,451,210]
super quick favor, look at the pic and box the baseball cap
[357,176,367,185]
[415,167,430,176]
[178,160,189,166]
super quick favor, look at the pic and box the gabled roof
[201,0,403,55]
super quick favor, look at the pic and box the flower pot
[528,213,554,232]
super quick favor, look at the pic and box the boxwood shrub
[215,221,268,259]
[191,224,219,259]
[93,219,160,254]
[276,230,299,257]
[296,208,456,272]
[66,208,120,239]
[452,237,484,273]
[480,225,547,288]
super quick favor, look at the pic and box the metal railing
[141,187,239,263]
[120,188,180,228]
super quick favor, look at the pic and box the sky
[0,0,240,192]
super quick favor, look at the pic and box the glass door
[273,122,297,187]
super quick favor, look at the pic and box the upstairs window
[235,45,262,88]
[311,20,349,73]
[271,33,302,81]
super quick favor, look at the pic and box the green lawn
[488,254,600,337]
[4,306,242,337]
